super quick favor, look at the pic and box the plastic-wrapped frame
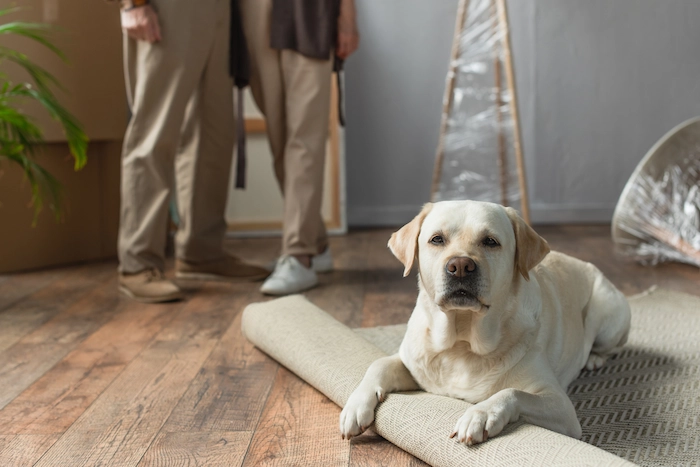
[612,117,700,268]
[432,0,529,222]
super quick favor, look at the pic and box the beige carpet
[242,288,700,467]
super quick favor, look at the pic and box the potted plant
[0,7,88,223]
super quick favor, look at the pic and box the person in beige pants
[240,0,359,295]
[117,0,268,303]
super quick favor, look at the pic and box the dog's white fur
[339,200,631,445]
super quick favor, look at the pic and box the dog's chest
[402,343,503,403]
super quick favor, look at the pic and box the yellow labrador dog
[340,200,630,445]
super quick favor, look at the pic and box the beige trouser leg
[240,0,332,257]
[118,0,233,273]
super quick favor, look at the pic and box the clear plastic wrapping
[612,118,700,268]
[432,0,524,212]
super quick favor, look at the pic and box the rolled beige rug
[242,295,632,467]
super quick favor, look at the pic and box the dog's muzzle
[441,256,484,310]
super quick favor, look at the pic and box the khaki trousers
[240,0,333,257]
[118,0,234,273]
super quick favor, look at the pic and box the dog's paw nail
[449,431,456,439]
[483,429,488,441]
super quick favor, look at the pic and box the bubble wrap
[612,118,700,268]
[432,0,525,212]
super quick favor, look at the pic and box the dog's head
[388,201,550,313]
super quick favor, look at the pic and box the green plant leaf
[0,46,63,94]
[0,21,67,60]
[0,8,89,224]
[7,84,88,169]
[0,145,63,224]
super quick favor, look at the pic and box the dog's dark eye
[430,235,445,245]
[482,237,500,247]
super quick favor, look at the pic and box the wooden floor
[0,225,697,466]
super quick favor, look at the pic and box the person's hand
[336,0,359,60]
[121,5,162,43]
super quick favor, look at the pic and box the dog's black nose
[445,257,477,278]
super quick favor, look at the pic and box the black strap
[336,70,345,127]
[334,55,345,127]
[235,87,246,189]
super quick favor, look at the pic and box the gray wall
[345,0,700,226]
[344,0,458,226]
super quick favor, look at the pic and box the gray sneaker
[260,256,319,295]
[311,248,333,273]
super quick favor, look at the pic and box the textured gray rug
[570,288,700,466]
[355,288,700,467]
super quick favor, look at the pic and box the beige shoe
[175,256,269,282]
[119,269,184,303]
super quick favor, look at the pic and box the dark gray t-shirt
[270,0,340,61]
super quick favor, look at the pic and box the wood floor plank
[160,289,278,433]
[0,266,66,311]
[0,274,50,311]
[537,225,700,296]
[0,434,61,467]
[0,300,178,435]
[0,272,125,410]
[305,231,371,328]
[359,228,415,328]
[0,262,114,312]
[359,291,416,329]
[223,237,279,267]
[242,367,350,467]
[348,432,429,467]
[34,283,239,467]
[138,431,253,467]
[0,262,115,354]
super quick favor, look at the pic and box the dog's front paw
[451,401,510,446]
[339,388,384,440]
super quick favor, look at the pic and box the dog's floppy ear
[505,207,550,281]
[388,203,433,277]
